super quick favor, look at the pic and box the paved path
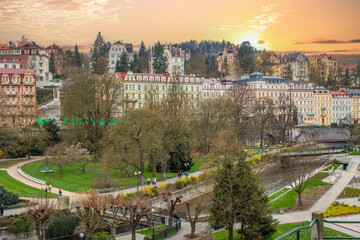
[6,156,77,198]
[274,154,360,237]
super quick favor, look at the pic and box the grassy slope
[268,188,290,202]
[21,157,205,192]
[270,172,329,211]
[0,170,57,198]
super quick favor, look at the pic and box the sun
[234,32,269,50]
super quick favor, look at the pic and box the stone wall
[0,227,36,240]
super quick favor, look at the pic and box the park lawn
[22,158,203,192]
[337,187,360,199]
[0,170,57,198]
[138,225,167,235]
[270,172,330,211]
[270,221,351,239]
[268,188,290,202]
[211,230,241,240]
[323,163,342,172]
[0,160,28,169]
[349,150,360,155]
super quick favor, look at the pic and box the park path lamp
[184,163,189,173]
[134,171,141,191]
[41,185,52,200]
[151,207,156,240]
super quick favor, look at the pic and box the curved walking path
[6,156,77,198]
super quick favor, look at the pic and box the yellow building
[313,88,332,125]
[344,89,360,125]
[215,45,239,80]
[257,51,281,77]
[309,54,340,83]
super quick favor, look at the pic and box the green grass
[138,225,168,236]
[349,150,360,155]
[323,163,341,172]
[0,160,28,169]
[211,230,241,240]
[270,221,351,239]
[21,158,204,192]
[270,172,329,211]
[338,187,360,199]
[0,170,57,198]
[268,188,290,202]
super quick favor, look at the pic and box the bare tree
[278,144,319,207]
[100,194,126,240]
[271,95,295,144]
[254,98,274,149]
[162,192,183,227]
[27,199,58,240]
[119,194,152,240]
[185,199,205,237]
[74,190,104,240]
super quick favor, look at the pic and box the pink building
[0,68,37,125]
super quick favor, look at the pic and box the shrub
[46,209,80,239]
[175,179,185,189]
[0,186,19,206]
[158,183,167,189]
[184,176,192,184]
[6,213,32,235]
[150,186,160,197]
[143,236,151,240]
[324,202,360,217]
[191,175,199,184]
[91,231,111,240]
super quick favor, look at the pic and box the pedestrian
[147,178,150,186]
[152,177,157,186]
[179,171,182,177]
[177,171,180,179]
[59,188,62,197]
[0,205,4,217]
[173,212,179,223]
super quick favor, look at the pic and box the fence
[274,211,360,240]
[152,221,181,240]
[18,167,46,185]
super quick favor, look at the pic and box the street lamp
[134,171,141,191]
[151,207,156,240]
[184,163,189,173]
[41,185,52,200]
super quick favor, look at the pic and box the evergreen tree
[130,53,139,72]
[221,55,229,74]
[43,120,61,146]
[90,32,108,73]
[210,157,277,240]
[115,59,120,73]
[119,52,129,72]
[138,41,149,73]
[74,44,82,67]
[236,41,256,75]
[152,42,168,74]
[49,52,56,75]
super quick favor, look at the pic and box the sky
[0,0,359,58]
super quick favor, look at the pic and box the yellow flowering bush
[324,202,360,218]
[249,155,262,165]
[175,179,186,189]
[184,176,192,184]
[142,186,153,195]
[191,175,199,184]
[0,150,4,157]
[158,183,167,189]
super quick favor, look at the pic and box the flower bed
[324,202,360,217]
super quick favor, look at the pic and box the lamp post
[134,171,141,191]
[151,207,156,240]
[184,163,189,173]
[41,185,52,200]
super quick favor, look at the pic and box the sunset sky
[0,0,359,58]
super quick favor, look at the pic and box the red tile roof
[330,91,350,97]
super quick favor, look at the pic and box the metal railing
[274,218,317,240]
[275,211,360,240]
[18,167,46,185]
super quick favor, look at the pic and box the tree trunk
[228,224,234,240]
[110,226,116,240]
[297,191,302,206]
[27,149,31,159]
[161,160,166,181]
[190,222,196,236]
[94,145,101,163]
[60,168,63,178]
[168,215,173,228]
[151,162,157,178]
[146,214,152,230]
[131,225,137,240]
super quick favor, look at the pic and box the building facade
[313,88,332,126]
[331,91,352,124]
[0,68,37,125]
[289,82,314,125]
[202,73,233,99]
[280,52,309,81]
[309,54,340,83]
[257,51,281,77]
[117,71,202,110]
[344,89,360,124]
[108,41,134,73]
[215,45,239,80]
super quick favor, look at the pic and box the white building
[151,45,185,75]
[280,52,309,81]
[108,41,134,73]
[331,91,352,124]
[289,81,315,125]
[202,73,233,99]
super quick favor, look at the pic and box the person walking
[59,188,62,197]
[177,171,180,179]
[0,205,4,217]
[147,178,150,186]
[152,177,157,186]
